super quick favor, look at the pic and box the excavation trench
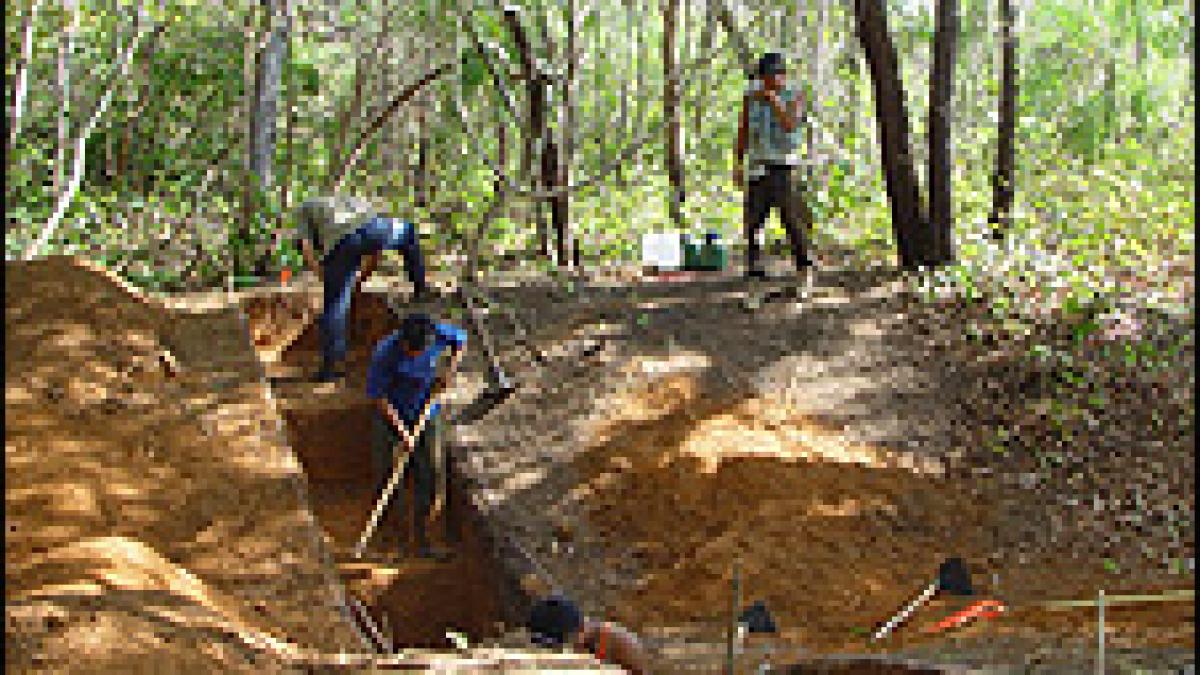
[276,389,528,651]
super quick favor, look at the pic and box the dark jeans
[745,165,814,273]
[371,412,455,550]
[319,217,427,370]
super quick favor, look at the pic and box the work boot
[410,286,435,304]
[313,365,347,383]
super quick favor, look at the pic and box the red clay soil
[5,258,363,672]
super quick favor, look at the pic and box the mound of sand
[5,258,364,671]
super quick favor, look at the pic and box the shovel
[353,396,440,559]
[871,557,974,642]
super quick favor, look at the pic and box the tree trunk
[24,21,165,260]
[502,6,551,259]
[8,0,44,159]
[988,0,1017,236]
[664,0,685,227]
[251,0,285,194]
[249,0,286,274]
[926,0,958,264]
[560,0,578,267]
[851,0,933,268]
[415,104,429,207]
[55,0,78,198]
[712,0,752,74]
[695,0,712,138]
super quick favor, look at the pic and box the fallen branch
[331,62,453,192]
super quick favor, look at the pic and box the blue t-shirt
[366,323,468,427]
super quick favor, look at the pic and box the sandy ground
[5,258,619,672]
[10,256,1190,673]
[240,262,1194,672]
[5,257,363,671]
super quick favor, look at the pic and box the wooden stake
[354,398,439,559]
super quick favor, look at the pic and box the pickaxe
[871,557,974,642]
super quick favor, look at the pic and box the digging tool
[871,557,974,642]
[353,394,440,559]
[451,284,521,420]
[738,601,778,636]
[921,599,1007,635]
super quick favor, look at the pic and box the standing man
[733,52,817,280]
[366,312,467,560]
[296,195,432,382]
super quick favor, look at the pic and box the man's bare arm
[356,252,381,291]
[735,93,750,162]
[299,238,323,280]
[734,94,750,187]
[763,90,799,133]
[434,344,466,394]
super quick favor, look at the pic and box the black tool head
[937,557,974,596]
[528,594,583,648]
[452,380,517,425]
[739,601,778,635]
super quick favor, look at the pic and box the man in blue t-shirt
[366,312,467,559]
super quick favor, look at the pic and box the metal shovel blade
[937,557,974,597]
[452,379,517,425]
[739,600,778,635]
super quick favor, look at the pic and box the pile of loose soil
[389,268,1194,671]
[234,267,1192,671]
[5,257,363,671]
[6,260,623,672]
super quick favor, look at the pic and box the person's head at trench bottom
[528,594,584,650]
[527,595,649,673]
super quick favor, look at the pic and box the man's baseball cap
[399,312,435,352]
[757,52,786,77]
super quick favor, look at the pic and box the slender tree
[927,0,959,264]
[988,0,1017,237]
[852,0,939,268]
[251,0,285,193]
[664,0,685,226]
[55,0,79,198]
[8,0,44,154]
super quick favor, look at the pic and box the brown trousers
[745,165,814,273]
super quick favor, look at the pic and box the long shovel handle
[353,399,439,559]
[872,580,939,642]
[353,443,412,559]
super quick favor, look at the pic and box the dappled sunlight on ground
[5,257,362,670]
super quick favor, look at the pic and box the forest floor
[7,252,1194,673]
